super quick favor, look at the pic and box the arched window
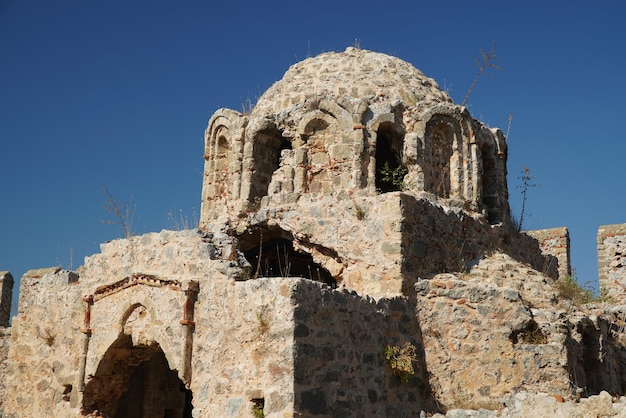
[248,128,290,204]
[375,123,406,193]
[481,142,500,224]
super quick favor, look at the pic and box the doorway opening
[82,335,193,418]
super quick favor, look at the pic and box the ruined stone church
[2,48,626,417]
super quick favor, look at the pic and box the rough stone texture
[526,227,571,279]
[2,48,626,417]
[0,327,10,416]
[598,224,626,299]
[201,48,509,227]
[431,391,626,418]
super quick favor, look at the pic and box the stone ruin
[2,47,626,417]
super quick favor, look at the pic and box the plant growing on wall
[384,342,417,383]
[516,166,537,232]
[461,42,501,107]
[100,185,135,238]
[378,161,408,192]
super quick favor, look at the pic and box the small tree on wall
[100,185,135,238]
[516,166,536,232]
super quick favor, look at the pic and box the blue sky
[1,1,625,314]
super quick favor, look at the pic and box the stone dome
[251,47,453,117]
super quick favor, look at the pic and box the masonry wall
[526,227,571,279]
[415,276,571,409]
[4,267,83,417]
[291,281,432,417]
[2,229,439,417]
[598,223,626,299]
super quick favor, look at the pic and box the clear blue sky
[2,1,625,314]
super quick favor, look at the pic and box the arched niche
[423,115,462,199]
[202,109,246,220]
[295,100,357,196]
[81,334,193,418]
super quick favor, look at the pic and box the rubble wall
[291,281,432,417]
[415,276,571,409]
[598,223,626,299]
[526,227,571,279]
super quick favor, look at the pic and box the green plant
[515,166,537,232]
[595,286,616,304]
[251,398,264,418]
[557,275,594,306]
[378,162,408,191]
[384,342,417,383]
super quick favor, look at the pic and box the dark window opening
[481,143,500,224]
[276,138,292,166]
[239,226,337,287]
[375,123,406,193]
[249,129,290,204]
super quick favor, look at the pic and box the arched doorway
[82,334,193,418]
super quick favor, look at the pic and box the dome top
[252,47,453,117]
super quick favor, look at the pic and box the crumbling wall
[526,227,571,279]
[0,327,11,416]
[598,223,626,299]
[3,267,83,417]
[415,275,571,409]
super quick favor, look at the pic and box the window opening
[249,129,290,204]
[481,143,500,224]
[375,123,406,193]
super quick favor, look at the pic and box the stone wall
[1,229,435,417]
[598,223,626,299]
[526,227,571,279]
[291,281,432,417]
[0,327,11,416]
[415,275,571,409]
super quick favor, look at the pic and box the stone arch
[202,109,246,220]
[477,126,507,224]
[423,114,464,199]
[247,125,291,205]
[292,99,358,196]
[81,334,193,418]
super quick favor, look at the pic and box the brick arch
[202,108,247,221]
[83,282,187,389]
